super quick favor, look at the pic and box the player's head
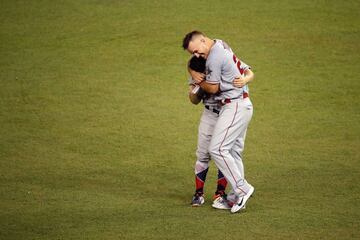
[182,30,210,59]
[189,56,206,73]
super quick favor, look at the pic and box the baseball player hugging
[183,30,255,213]
[187,56,229,209]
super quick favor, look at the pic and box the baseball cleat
[212,194,231,210]
[191,193,205,207]
[230,185,254,213]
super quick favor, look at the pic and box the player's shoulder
[213,40,233,56]
[212,39,226,52]
[208,41,227,63]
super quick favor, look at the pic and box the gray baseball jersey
[204,39,254,199]
[205,39,251,101]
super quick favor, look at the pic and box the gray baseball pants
[195,106,244,176]
[209,97,253,196]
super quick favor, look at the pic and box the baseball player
[187,56,228,209]
[187,56,249,210]
[183,31,255,213]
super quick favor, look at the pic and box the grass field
[1,0,359,239]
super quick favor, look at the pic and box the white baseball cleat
[212,195,231,210]
[230,185,254,213]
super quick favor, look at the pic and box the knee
[196,150,210,163]
[208,143,221,159]
[209,143,230,159]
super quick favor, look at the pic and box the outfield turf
[1,0,359,239]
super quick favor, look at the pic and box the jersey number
[232,54,245,75]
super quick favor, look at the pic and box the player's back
[206,40,250,101]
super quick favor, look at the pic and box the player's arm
[199,50,223,94]
[233,68,254,88]
[198,81,219,94]
[192,60,221,94]
[188,84,204,105]
[188,68,205,83]
[192,77,219,94]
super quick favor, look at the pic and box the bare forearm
[188,85,202,105]
[244,69,254,83]
[233,69,255,88]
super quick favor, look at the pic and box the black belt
[205,105,220,114]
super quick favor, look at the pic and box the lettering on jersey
[233,54,244,75]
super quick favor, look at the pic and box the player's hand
[189,69,205,83]
[233,77,248,88]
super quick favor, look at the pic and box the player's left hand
[233,77,248,88]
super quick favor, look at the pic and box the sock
[215,170,227,195]
[195,167,209,195]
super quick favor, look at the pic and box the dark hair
[189,56,206,73]
[182,30,204,50]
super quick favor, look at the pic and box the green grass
[1,0,359,239]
